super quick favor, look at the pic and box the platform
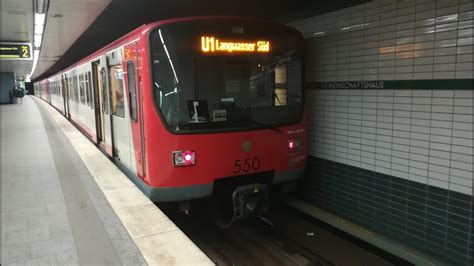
[1,96,213,265]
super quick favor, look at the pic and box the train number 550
[233,157,261,174]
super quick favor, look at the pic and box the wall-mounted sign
[0,42,32,60]
[307,79,473,90]
[201,36,270,53]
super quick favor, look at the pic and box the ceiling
[33,0,111,79]
[0,0,110,80]
[0,0,34,78]
[2,0,366,82]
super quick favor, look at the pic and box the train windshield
[150,19,304,133]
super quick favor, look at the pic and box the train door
[61,74,70,117]
[66,76,72,119]
[123,42,143,176]
[46,81,51,103]
[93,57,113,155]
[92,61,105,144]
[108,49,134,170]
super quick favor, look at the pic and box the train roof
[38,16,299,82]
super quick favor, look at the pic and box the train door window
[100,67,109,114]
[72,77,75,101]
[84,74,89,106]
[84,73,90,107]
[127,61,137,121]
[73,76,79,102]
[273,64,287,106]
[67,78,70,99]
[109,65,125,118]
[87,71,93,108]
[79,74,86,105]
[68,78,73,100]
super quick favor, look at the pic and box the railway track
[159,201,411,266]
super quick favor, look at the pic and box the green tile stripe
[301,156,473,266]
[306,79,474,90]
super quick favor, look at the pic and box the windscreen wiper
[250,119,281,131]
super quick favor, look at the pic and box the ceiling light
[35,0,50,14]
[34,34,42,48]
[27,49,41,81]
[34,24,44,35]
[35,13,46,25]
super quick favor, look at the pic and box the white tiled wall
[289,0,474,195]
[307,89,473,195]
[289,0,473,81]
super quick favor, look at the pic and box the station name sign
[320,81,384,89]
[309,81,385,90]
[0,42,32,60]
[201,36,270,53]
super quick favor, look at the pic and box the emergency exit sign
[0,42,32,60]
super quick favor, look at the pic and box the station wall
[288,0,473,264]
[0,72,15,104]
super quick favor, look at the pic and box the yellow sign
[0,43,31,60]
[201,36,270,53]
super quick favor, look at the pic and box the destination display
[201,36,270,53]
[0,43,31,60]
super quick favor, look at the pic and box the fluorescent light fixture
[34,34,42,48]
[27,49,41,80]
[313,31,326,36]
[34,24,44,35]
[35,0,48,13]
[35,13,46,25]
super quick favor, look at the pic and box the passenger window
[109,65,125,118]
[127,62,137,121]
[274,64,287,106]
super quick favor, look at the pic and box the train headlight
[288,138,302,152]
[173,150,195,166]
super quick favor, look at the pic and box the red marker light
[289,141,295,149]
[184,153,192,162]
[288,139,301,152]
[173,151,195,166]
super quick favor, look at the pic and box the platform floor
[1,96,212,265]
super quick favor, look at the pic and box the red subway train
[34,16,307,224]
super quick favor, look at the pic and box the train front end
[143,17,306,224]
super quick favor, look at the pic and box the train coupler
[232,183,270,221]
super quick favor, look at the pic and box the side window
[127,62,137,121]
[274,64,287,106]
[109,65,125,118]
[151,29,178,125]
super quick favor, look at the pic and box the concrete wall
[1,73,15,104]
[289,0,473,264]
